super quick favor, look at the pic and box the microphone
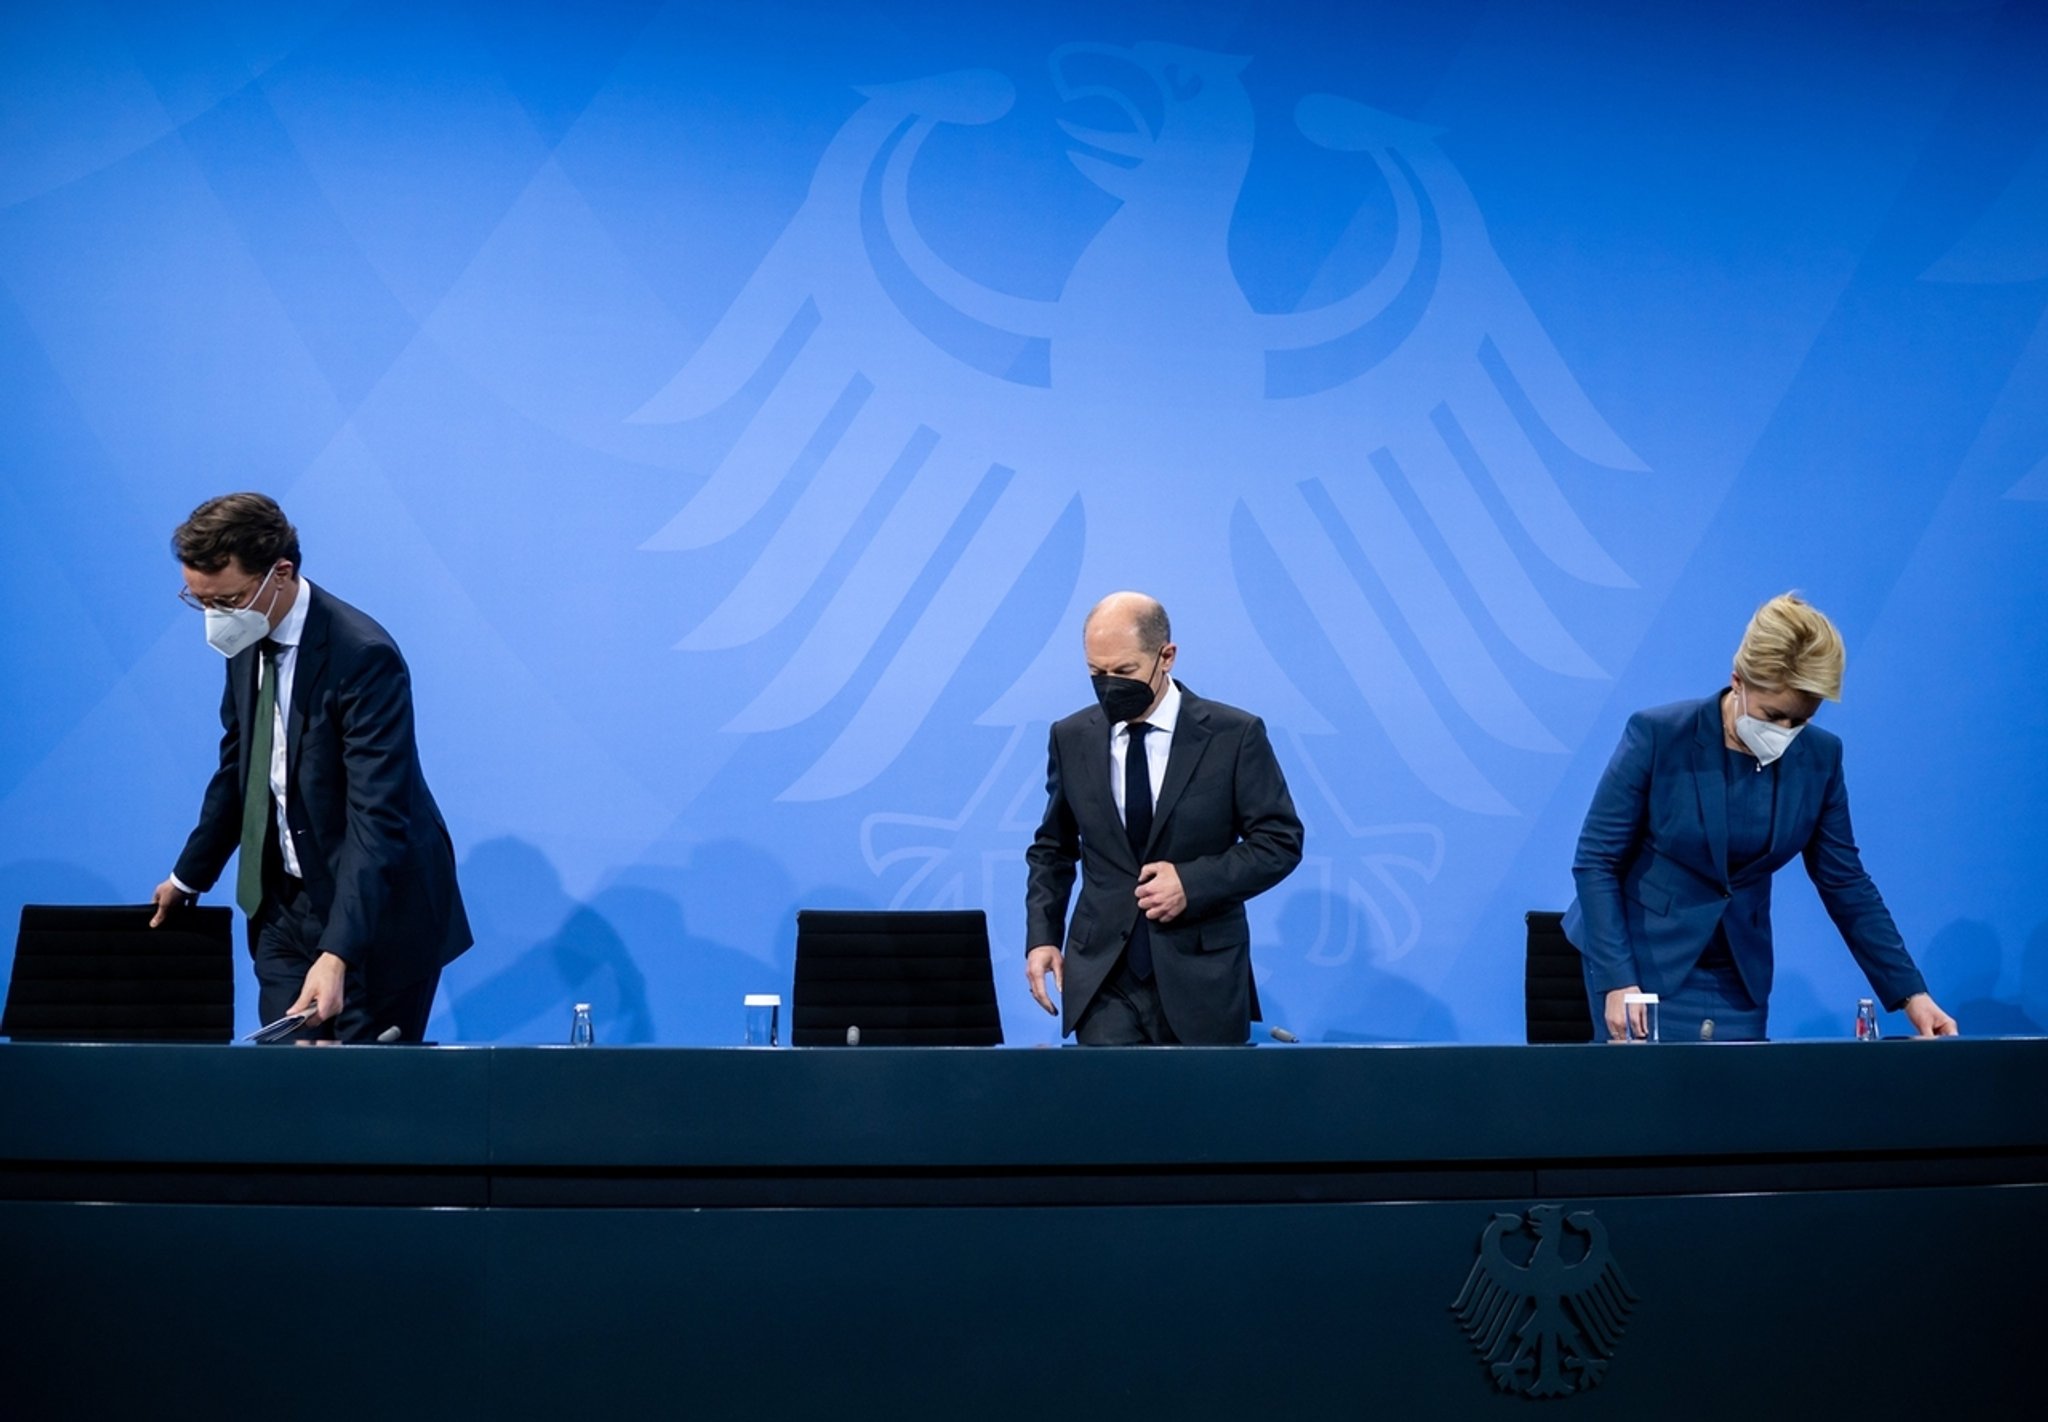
[375,1026,402,1044]
[1267,1026,1300,1044]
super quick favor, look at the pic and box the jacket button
[1720,890,1731,899]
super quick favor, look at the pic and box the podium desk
[2,1040,2043,1418]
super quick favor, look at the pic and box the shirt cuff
[169,872,198,897]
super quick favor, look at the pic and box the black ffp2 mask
[1092,668,1159,723]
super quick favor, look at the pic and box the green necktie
[235,643,279,918]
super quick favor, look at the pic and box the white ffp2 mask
[202,565,279,658]
[1733,684,1801,767]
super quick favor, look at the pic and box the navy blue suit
[174,586,471,1021]
[1563,694,1925,1018]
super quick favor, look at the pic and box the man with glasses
[151,493,471,1042]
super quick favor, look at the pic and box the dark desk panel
[8,1038,2041,1168]
[0,1040,492,1165]
[485,1038,2048,1167]
[2,1041,2044,1419]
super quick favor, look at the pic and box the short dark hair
[173,493,301,574]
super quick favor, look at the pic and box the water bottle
[569,1002,595,1047]
[1854,998,1880,1041]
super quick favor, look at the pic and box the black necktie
[1124,722,1154,980]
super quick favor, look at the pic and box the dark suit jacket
[174,585,472,995]
[1025,684,1304,1044]
[1562,694,1925,1012]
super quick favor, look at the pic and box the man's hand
[1026,945,1063,1016]
[1136,862,1186,922]
[148,878,190,928]
[1603,985,1649,1042]
[288,952,349,1025]
[1901,992,1959,1038]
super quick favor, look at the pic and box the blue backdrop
[3,0,2044,1045]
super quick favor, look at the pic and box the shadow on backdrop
[1260,888,1460,1043]
[443,837,654,1043]
[1921,918,2042,1037]
[604,852,855,1044]
[2022,921,2048,1037]
[441,836,823,1043]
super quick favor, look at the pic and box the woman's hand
[1900,992,1959,1037]
[1604,985,1649,1042]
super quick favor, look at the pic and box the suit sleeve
[316,642,420,968]
[1802,751,1926,1011]
[1569,713,1653,993]
[1175,716,1303,919]
[1023,726,1080,951]
[172,673,246,893]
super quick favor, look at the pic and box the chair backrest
[1524,910,1594,1044]
[4,904,234,1042]
[792,909,1003,1046]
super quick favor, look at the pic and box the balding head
[1082,592,1176,721]
[1084,592,1171,654]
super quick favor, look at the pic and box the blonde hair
[1734,592,1844,701]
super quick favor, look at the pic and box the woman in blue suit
[1563,594,1957,1043]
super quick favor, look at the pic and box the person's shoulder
[1798,719,1844,758]
[311,586,398,647]
[1627,696,1714,736]
[1051,704,1106,736]
[1178,687,1260,730]
[309,586,406,667]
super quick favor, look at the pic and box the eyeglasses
[177,565,275,613]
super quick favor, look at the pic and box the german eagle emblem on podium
[1451,1204,1638,1398]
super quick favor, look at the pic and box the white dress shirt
[264,576,312,879]
[171,576,311,895]
[1109,676,1181,827]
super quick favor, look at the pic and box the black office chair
[1524,910,1594,1044]
[791,909,1003,1046]
[3,904,234,1042]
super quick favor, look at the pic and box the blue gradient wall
[3,0,2043,1044]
